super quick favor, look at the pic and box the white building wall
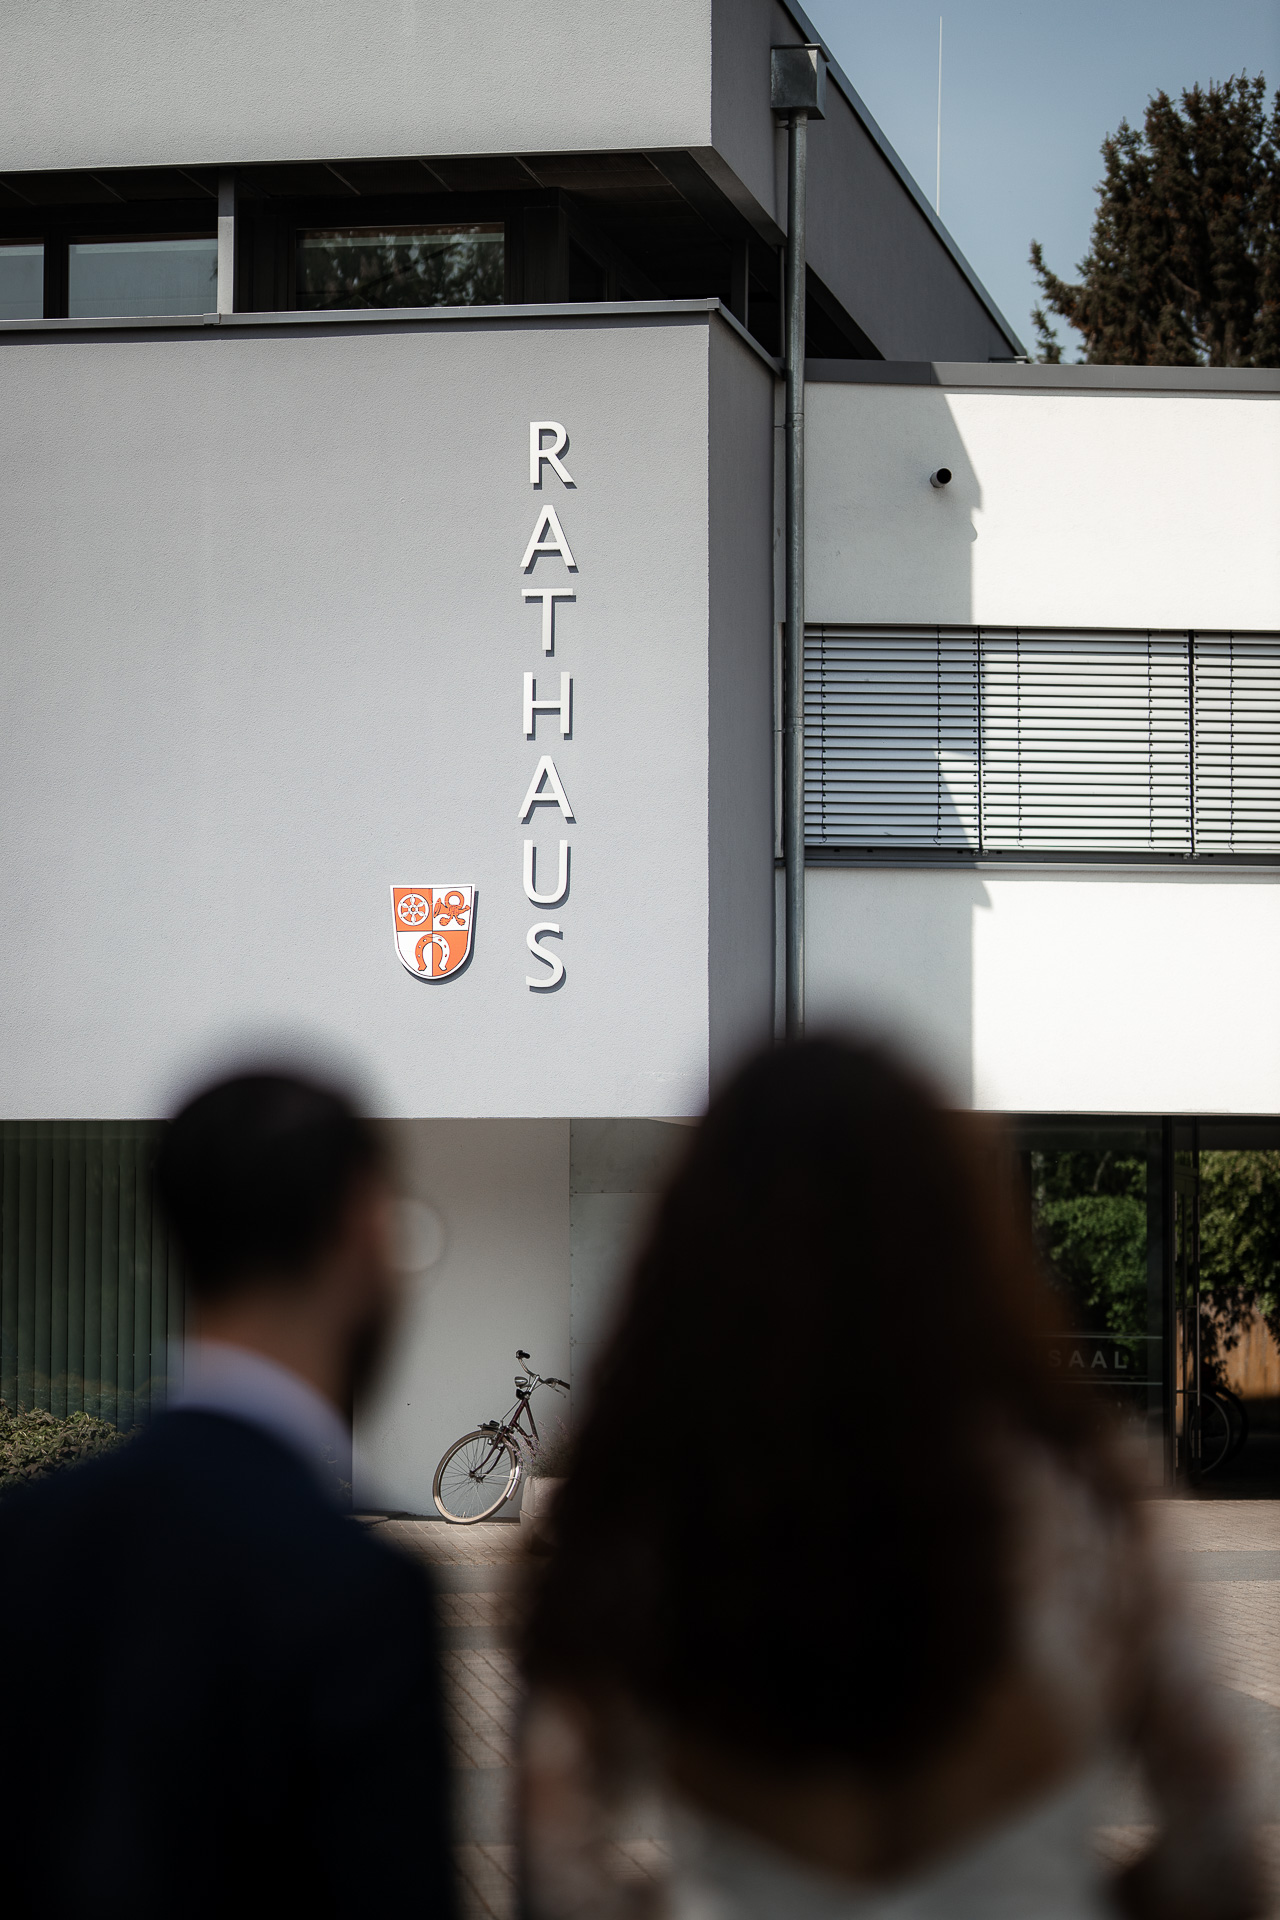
[807,867,1280,1115]
[0,0,715,172]
[568,1119,684,1386]
[354,1117,570,1515]
[807,379,1280,632]
[0,310,774,1120]
[805,376,1280,1115]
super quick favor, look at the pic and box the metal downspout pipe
[771,46,826,1041]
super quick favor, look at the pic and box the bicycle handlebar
[514,1352,570,1391]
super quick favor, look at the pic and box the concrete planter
[521,1475,566,1540]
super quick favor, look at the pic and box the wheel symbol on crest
[399,893,430,926]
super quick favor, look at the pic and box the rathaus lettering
[519,421,576,989]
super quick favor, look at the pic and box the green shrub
[0,1401,126,1495]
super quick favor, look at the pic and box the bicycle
[1176,1384,1249,1477]
[432,1350,569,1524]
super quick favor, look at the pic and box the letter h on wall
[524,673,571,738]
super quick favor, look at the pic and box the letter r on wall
[530,421,574,487]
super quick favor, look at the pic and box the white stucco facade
[0,0,718,174]
[0,0,1274,1502]
[804,368,1280,1116]
[807,373,1280,632]
[807,866,1280,1114]
[0,308,774,1122]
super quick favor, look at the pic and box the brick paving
[366,1507,1280,1919]
[1146,1498,1280,1552]
[1145,1503,1280,1715]
[455,1844,520,1918]
[1119,1502,1280,1915]
[1191,1581,1280,1713]
[445,1649,522,1770]
[361,1519,527,1918]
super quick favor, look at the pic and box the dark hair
[524,1038,1129,1774]
[154,1071,385,1300]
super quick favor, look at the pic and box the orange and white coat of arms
[391,885,475,980]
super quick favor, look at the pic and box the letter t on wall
[522,587,575,654]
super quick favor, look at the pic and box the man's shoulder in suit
[0,1409,454,1920]
[0,1409,433,1659]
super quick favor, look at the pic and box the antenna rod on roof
[936,18,943,216]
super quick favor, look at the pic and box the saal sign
[390,885,475,980]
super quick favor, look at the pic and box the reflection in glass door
[1173,1128,1263,1484]
[1009,1117,1280,1491]
[1172,1133,1218,1478]
[1016,1119,1167,1486]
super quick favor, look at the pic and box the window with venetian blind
[803,628,1280,857]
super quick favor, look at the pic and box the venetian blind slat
[803,628,1280,857]
[1193,636,1280,852]
[980,632,1191,852]
[804,628,980,847]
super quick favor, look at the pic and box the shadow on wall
[803,378,990,1098]
[804,867,991,1107]
[806,379,981,629]
[569,1120,688,1387]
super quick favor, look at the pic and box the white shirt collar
[171,1339,352,1500]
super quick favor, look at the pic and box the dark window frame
[293,216,507,313]
[804,623,1280,869]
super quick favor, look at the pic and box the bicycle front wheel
[1215,1384,1251,1463]
[1185,1393,1233,1476]
[433,1430,522,1523]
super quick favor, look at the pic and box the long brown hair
[524,1038,1130,1773]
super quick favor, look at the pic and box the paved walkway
[363,1517,526,1920]
[365,1503,1280,1920]
[1100,1502,1280,1910]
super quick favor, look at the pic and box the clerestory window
[297,223,504,310]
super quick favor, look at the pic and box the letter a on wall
[518,757,575,821]
[391,885,475,979]
[521,506,577,572]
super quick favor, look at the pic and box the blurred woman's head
[524,1037,1127,1777]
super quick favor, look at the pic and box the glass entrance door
[1016,1118,1167,1487]
[1173,1131,1210,1477]
[1010,1115,1280,1492]
[1173,1127,1245,1482]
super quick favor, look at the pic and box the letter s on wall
[526,922,565,990]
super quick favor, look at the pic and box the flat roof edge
[0,296,782,372]
[807,358,1280,395]
[780,1,1026,357]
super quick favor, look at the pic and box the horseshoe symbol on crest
[415,932,451,975]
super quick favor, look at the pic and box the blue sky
[801,0,1280,355]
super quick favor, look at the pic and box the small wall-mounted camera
[929,468,953,489]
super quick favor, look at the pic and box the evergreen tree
[1031,74,1279,366]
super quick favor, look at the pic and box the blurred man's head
[155,1071,397,1409]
